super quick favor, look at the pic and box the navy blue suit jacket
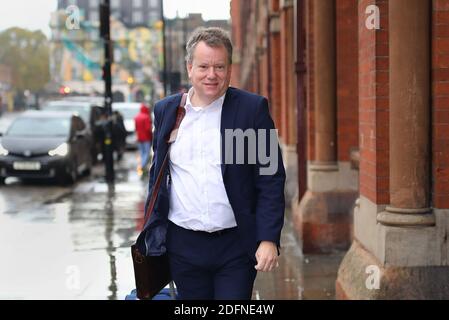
[137,87,286,260]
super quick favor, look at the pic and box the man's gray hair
[185,27,233,65]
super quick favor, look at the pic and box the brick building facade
[231,0,449,299]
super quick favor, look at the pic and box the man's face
[187,41,232,104]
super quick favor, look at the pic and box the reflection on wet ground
[0,151,345,300]
[0,152,146,299]
[252,213,345,300]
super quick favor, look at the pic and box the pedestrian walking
[112,110,127,160]
[137,27,286,300]
[134,104,153,173]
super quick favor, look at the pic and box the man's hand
[254,241,279,272]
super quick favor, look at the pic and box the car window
[115,107,140,120]
[6,117,71,137]
[112,104,141,119]
[42,104,90,123]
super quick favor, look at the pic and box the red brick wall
[260,51,269,99]
[306,0,359,163]
[433,0,449,209]
[337,0,359,162]
[280,4,291,144]
[230,0,242,88]
[258,3,270,99]
[306,0,316,161]
[230,0,295,146]
[286,6,297,146]
[270,29,282,129]
[358,0,390,205]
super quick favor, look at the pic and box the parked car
[111,102,143,149]
[41,99,126,162]
[0,111,92,185]
[64,95,104,106]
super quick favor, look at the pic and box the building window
[111,0,120,9]
[89,0,99,8]
[90,10,99,22]
[111,10,120,20]
[133,11,143,24]
[149,0,159,9]
[133,0,143,8]
[148,11,159,23]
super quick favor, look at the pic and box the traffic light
[99,2,110,39]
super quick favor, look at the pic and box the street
[0,110,144,299]
[0,149,145,299]
[0,111,342,300]
[0,114,342,300]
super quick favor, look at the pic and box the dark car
[0,111,92,185]
[42,100,126,162]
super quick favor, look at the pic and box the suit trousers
[166,220,257,300]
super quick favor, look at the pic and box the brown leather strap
[142,93,187,228]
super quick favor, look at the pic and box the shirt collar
[185,87,226,112]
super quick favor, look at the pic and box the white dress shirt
[168,88,237,232]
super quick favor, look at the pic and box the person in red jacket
[134,104,153,173]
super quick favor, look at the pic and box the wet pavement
[0,124,345,299]
[252,212,345,300]
[0,150,146,299]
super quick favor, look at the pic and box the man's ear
[186,62,193,79]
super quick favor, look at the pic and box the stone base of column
[336,240,449,299]
[291,161,358,253]
[292,189,357,253]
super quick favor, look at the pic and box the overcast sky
[0,0,231,37]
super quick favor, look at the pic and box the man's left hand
[254,241,279,272]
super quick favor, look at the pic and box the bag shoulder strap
[142,93,187,228]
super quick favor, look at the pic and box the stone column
[292,0,358,253]
[312,0,337,170]
[377,0,434,227]
[336,0,449,300]
[280,0,299,204]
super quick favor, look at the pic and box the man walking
[134,104,153,173]
[139,27,286,300]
